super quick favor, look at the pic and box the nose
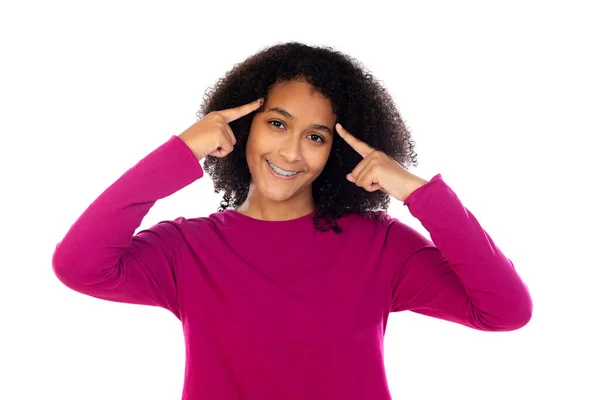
[277,135,302,163]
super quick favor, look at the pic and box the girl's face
[245,79,336,203]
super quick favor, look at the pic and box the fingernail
[258,98,264,106]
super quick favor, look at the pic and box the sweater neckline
[225,209,317,226]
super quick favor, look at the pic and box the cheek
[246,128,270,156]
[305,146,332,173]
[245,129,261,160]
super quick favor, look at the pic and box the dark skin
[235,79,429,222]
[236,80,337,221]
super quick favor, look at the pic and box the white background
[1,0,598,399]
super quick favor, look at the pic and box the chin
[261,184,298,203]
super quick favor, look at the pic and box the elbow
[507,296,534,331]
[496,277,534,331]
[501,308,532,332]
[52,244,70,279]
[491,291,534,332]
[51,243,83,288]
[52,244,67,279]
[52,257,76,289]
[472,288,533,332]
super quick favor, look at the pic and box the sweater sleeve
[51,135,204,319]
[388,173,533,331]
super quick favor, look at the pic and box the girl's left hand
[336,123,429,202]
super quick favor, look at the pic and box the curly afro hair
[196,41,419,234]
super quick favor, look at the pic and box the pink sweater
[52,134,532,399]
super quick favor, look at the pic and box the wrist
[399,178,429,202]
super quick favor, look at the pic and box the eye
[269,120,285,129]
[269,120,325,143]
[307,133,325,143]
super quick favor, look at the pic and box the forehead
[266,80,335,122]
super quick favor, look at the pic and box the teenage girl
[52,42,533,400]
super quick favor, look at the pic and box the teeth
[267,160,298,176]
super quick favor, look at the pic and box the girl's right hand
[178,98,263,160]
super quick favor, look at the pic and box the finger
[366,182,383,192]
[354,158,373,185]
[347,157,372,183]
[218,98,263,123]
[357,165,381,192]
[335,123,374,158]
[223,123,237,146]
[209,135,234,158]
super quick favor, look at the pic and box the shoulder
[336,210,397,242]
[339,210,395,231]
[347,211,433,253]
[145,212,224,238]
[178,211,228,233]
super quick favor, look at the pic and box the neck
[235,183,315,221]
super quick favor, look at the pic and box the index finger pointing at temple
[218,98,264,123]
[335,123,374,158]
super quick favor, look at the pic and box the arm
[51,135,203,319]
[388,174,533,331]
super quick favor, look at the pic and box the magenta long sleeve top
[52,134,533,399]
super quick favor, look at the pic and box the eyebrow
[267,107,333,136]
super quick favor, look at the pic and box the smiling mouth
[266,160,300,177]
